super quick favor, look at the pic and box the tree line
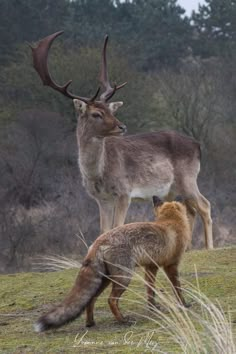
[1,0,236,67]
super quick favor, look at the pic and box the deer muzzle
[118,124,127,134]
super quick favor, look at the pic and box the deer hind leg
[86,278,111,327]
[181,179,213,249]
[144,265,159,308]
[108,274,132,323]
[186,191,213,249]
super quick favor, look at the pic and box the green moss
[0,248,235,353]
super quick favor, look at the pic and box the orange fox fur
[34,198,196,332]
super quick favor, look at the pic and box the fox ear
[175,195,184,203]
[152,196,163,208]
[73,99,87,114]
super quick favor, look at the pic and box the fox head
[152,197,185,219]
[152,196,196,231]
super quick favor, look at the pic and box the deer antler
[29,31,100,103]
[99,35,127,102]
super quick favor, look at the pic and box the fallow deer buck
[30,31,213,249]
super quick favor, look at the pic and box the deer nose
[118,124,127,133]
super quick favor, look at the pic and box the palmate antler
[30,31,126,103]
[99,35,127,102]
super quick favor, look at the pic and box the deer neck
[78,135,105,180]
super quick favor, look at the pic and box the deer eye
[92,112,102,119]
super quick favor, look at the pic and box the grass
[0,247,236,353]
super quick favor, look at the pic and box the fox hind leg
[144,265,159,308]
[86,278,111,327]
[108,274,132,323]
[164,264,189,307]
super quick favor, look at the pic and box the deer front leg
[113,195,130,228]
[98,195,130,234]
[98,199,115,234]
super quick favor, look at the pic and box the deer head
[30,31,127,138]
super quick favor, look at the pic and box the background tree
[0,0,69,64]
[192,0,236,57]
[122,0,192,69]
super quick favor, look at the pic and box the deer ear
[73,99,87,114]
[108,101,123,114]
[152,196,163,208]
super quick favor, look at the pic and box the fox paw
[183,302,192,308]
[148,303,169,314]
[148,302,161,310]
[177,302,192,309]
[86,320,96,327]
[121,315,136,326]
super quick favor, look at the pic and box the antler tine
[90,86,101,102]
[99,35,127,102]
[30,31,93,103]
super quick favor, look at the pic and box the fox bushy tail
[34,259,105,332]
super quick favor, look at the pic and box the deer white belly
[131,184,171,199]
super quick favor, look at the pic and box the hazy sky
[178,0,206,15]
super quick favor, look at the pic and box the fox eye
[92,112,102,119]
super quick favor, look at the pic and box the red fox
[34,197,196,332]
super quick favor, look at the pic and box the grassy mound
[0,247,236,353]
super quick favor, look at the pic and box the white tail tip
[34,321,44,333]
